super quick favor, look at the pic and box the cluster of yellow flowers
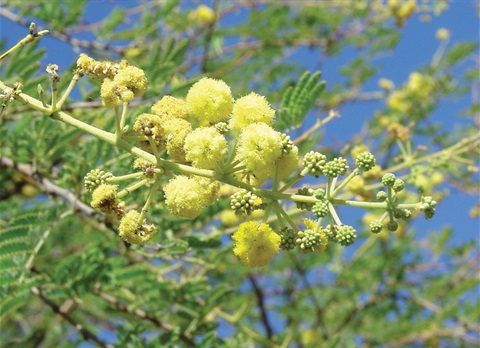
[80,61,304,253]
[386,72,435,114]
[371,0,417,27]
[77,53,148,108]
[79,56,434,268]
[127,76,301,219]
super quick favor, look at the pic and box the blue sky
[1,0,478,262]
[1,1,479,344]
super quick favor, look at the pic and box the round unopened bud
[312,200,329,218]
[84,169,113,192]
[302,151,327,178]
[280,228,296,251]
[335,225,356,246]
[382,173,397,188]
[369,220,383,234]
[295,187,315,211]
[386,220,398,232]
[355,152,376,172]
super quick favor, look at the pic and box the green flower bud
[420,196,437,219]
[302,151,327,178]
[230,190,262,215]
[324,224,338,242]
[335,225,356,246]
[313,188,325,200]
[355,152,376,172]
[369,220,383,234]
[312,200,329,218]
[381,173,397,188]
[295,229,326,253]
[280,228,296,251]
[393,178,405,192]
[376,191,388,202]
[323,157,349,178]
[386,220,398,232]
[280,133,295,155]
[295,187,315,211]
[84,169,113,192]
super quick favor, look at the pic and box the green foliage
[0,1,478,348]
[276,71,326,131]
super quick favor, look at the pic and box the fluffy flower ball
[100,65,147,107]
[90,184,119,213]
[229,92,275,131]
[163,176,220,219]
[235,123,283,184]
[118,210,155,245]
[151,96,189,120]
[186,77,233,126]
[113,65,148,98]
[232,221,281,267]
[184,127,228,169]
[162,118,192,163]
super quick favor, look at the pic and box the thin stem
[119,102,128,132]
[328,202,342,225]
[51,79,58,111]
[332,168,359,196]
[56,73,81,109]
[117,178,150,198]
[0,23,49,61]
[138,177,161,224]
[147,136,163,165]
[279,172,304,193]
[107,172,145,182]
[274,201,300,232]
[114,107,121,141]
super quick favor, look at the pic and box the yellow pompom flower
[189,5,216,26]
[229,92,275,131]
[276,146,299,180]
[362,164,382,181]
[77,54,122,80]
[163,117,192,163]
[184,127,228,169]
[378,78,394,91]
[76,53,96,73]
[387,90,408,112]
[100,78,122,108]
[133,113,167,148]
[350,145,370,160]
[91,184,119,213]
[186,77,234,126]
[303,218,328,252]
[151,95,189,119]
[232,221,281,267]
[436,28,450,41]
[235,123,283,184]
[163,176,220,219]
[118,210,156,245]
[113,65,148,98]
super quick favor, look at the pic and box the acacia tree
[0,1,478,347]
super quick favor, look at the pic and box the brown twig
[30,286,114,348]
[0,8,127,54]
[248,274,274,339]
[95,289,196,347]
[0,156,102,221]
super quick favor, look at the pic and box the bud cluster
[84,169,113,192]
[230,190,262,215]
